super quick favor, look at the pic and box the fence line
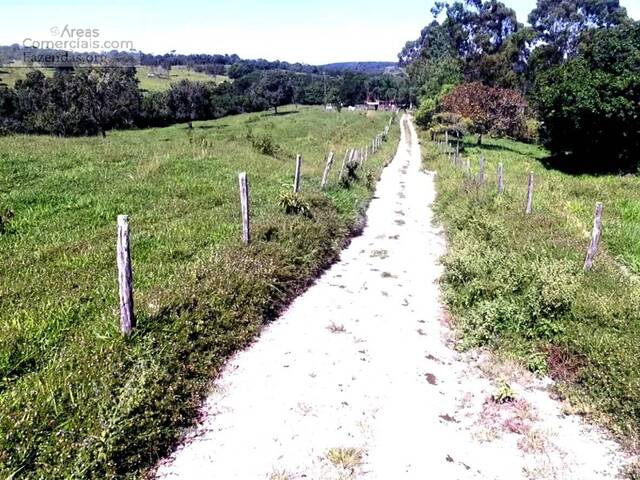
[431,135,606,271]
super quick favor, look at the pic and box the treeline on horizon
[403,0,640,173]
[0,63,411,137]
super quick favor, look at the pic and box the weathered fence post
[445,130,448,145]
[525,171,534,214]
[320,151,335,190]
[466,157,471,175]
[339,149,350,181]
[584,202,604,271]
[116,215,135,335]
[239,172,250,244]
[293,154,302,193]
[498,162,504,194]
[478,156,485,184]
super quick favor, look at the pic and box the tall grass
[423,134,640,450]
[0,106,398,478]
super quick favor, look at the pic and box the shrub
[246,130,283,158]
[415,97,437,128]
[0,207,13,234]
[278,192,312,218]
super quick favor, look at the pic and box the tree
[403,1,529,93]
[168,80,209,128]
[528,0,630,61]
[533,22,640,172]
[252,70,294,114]
[338,72,367,106]
[441,82,529,143]
[78,67,141,137]
[433,0,521,60]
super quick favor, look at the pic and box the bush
[533,23,640,172]
[278,192,312,218]
[0,207,13,234]
[246,130,283,158]
[415,97,437,128]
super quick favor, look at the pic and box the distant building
[365,100,380,111]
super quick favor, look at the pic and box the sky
[1,0,639,65]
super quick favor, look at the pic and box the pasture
[0,64,226,90]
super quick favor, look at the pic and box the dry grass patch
[326,447,364,473]
[327,322,347,333]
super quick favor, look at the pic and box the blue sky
[1,0,638,64]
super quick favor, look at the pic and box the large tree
[252,70,294,114]
[533,22,640,172]
[528,0,630,61]
[168,79,209,128]
[433,0,521,60]
[78,67,141,137]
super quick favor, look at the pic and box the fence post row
[239,172,250,245]
[584,202,604,271]
[116,215,135,336]
[525,171,534,214]
[293,154,302,193]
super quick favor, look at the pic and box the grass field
[136,65,229,92]
[0,106,398,478]
[0,65,227,91]
[421,133,640,450]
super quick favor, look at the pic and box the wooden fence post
[479,156,485,184]
[445,130,448,145]
[584,202,604,271]
[525,171,534,214]
[320,151,335,190]
[498,162,504,194]
[239,172,250,245]
[116,215,135,336]
[339,149,350,181]
[293,154,302,193]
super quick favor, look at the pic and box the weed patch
[423,133,640,447]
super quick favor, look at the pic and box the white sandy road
[155,115,629,480]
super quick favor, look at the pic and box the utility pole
[323,71,327,108]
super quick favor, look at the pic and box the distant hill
[321,62,400,74]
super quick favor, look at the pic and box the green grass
[422,133,640,450]
[0,106,399,478]
[0,65,227,91]
[0,66,56,87]
[136,66,229,92]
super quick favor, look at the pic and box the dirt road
[156,115,627,480]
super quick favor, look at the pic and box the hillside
[321,61,400,74]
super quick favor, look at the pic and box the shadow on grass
[539,153,638,177]
[196,124,229,130]
[460,140,545,159]
[270,110,299,117]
